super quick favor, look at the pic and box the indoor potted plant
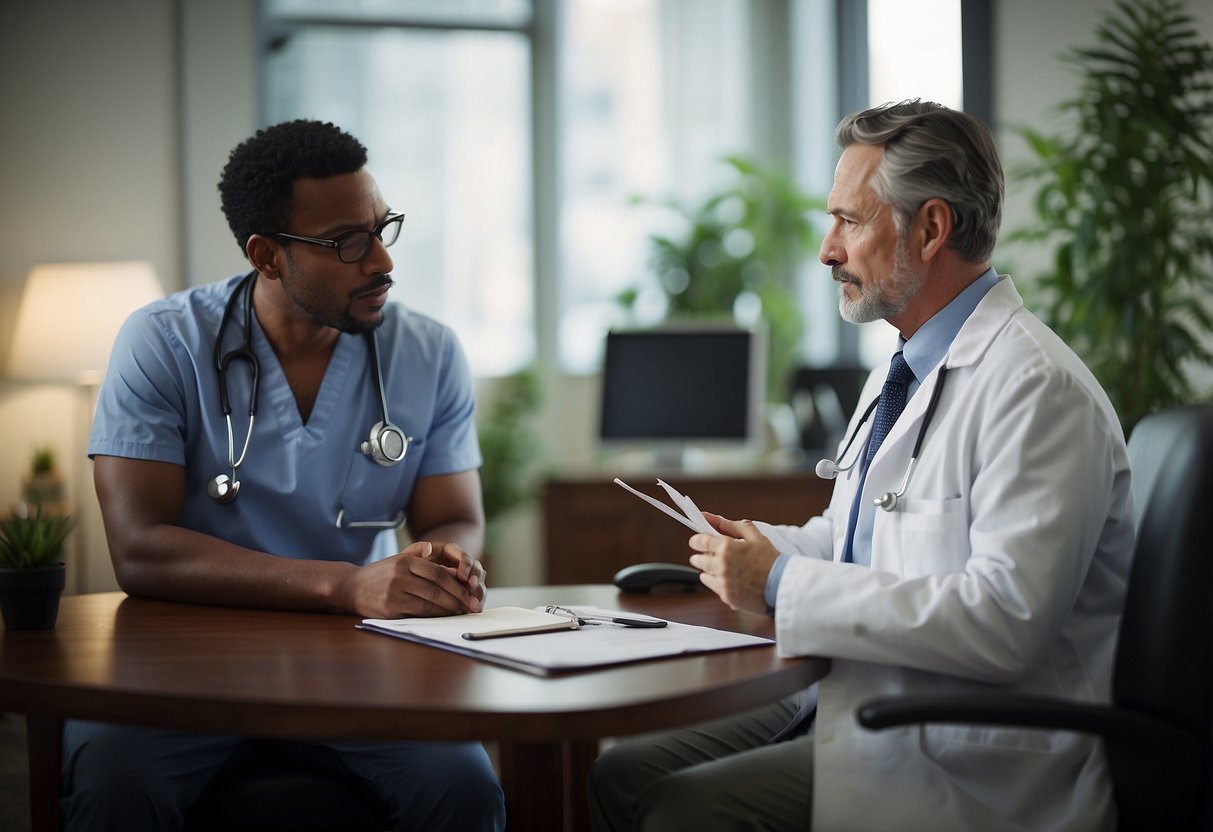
[21,445,66,511]
[621,155,824,400]
[478,367,544,557]
[0,507,73,629]
[1011,0,1213,433]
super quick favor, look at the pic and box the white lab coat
[762,276,1134,831]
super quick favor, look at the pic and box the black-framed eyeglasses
[269,212,405,264]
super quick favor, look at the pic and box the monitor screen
[598,326,766,453]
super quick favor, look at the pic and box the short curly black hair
[218,119,368,255]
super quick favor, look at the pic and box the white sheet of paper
[613,478,717,536]
[360,605,771,673]
[656,479,716,532]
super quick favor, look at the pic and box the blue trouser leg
[325,738,506,832]
[61,720,245,832]
[61,721,506,832]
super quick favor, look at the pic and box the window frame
[831,0,993,365]
[252,0,991,377]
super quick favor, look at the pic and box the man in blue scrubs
[70,120,506,831]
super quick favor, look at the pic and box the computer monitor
[598,325,767,469]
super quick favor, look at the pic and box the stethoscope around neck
[207,271,412,505]
[815,366,949,511]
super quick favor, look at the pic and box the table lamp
[8,261,163,385]
[7,261,164,591]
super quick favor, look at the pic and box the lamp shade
[7,261,164,385]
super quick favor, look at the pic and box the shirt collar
[902,267,999,381]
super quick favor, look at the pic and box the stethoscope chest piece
[873,479,905,512]
[873,491,899,511]
[207,473,240,503]
[362,420,411,466]
[209,271,410,503]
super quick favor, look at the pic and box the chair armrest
[856,692,1199,750]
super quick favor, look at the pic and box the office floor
[0,712,30,831]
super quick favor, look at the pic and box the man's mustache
[355,275,395,296]
[833,266,860,285]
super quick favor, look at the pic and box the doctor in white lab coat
[589,101,1135,832]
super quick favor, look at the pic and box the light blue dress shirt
[764,268,1000,606]
[89,273,482,566]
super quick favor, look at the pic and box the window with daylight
[858,0,964,367]
[262,0,535,376]
[260,1,950,378]
[556,0,760,374]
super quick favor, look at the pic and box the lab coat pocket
[877,496,968,576]
[336,437,426,529]
[918,723,1057,775]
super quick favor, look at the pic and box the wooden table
[0,585,826,832]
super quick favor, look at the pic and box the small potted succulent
[0,507,73,629]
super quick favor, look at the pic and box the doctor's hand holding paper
[688,513,780,616]
[590,101,1134,832]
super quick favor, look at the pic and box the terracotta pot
[0,562,66,630]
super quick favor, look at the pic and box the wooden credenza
[542,471,833,584]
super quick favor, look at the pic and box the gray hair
[836,100,1003,263]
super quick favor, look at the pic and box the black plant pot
[0,562,66,630]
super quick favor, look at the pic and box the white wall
[0,0,180,592]
[179,0,260,285]
[1,0,1210,592]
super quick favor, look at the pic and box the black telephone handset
[612,562,702,593]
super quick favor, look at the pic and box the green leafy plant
[0,508,73,571]
[31,446,57,476]
[1011,0,1213,433]
[622,155,825,399]
[22,445,65,506]
[478,368,543,552]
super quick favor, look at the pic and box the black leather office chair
[856,403,1213,831]
[184,740,392,832]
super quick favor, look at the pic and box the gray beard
[836,243,923,324]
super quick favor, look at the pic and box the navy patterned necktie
[840,351,915,565]
[866,351,915,462]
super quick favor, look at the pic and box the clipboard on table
[357,605,773,677]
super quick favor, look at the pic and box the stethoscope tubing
[815,397,880,478]
[215,272,260,479]
[817,364,950,512]
[208,271,408,507]
[214,271,260,419]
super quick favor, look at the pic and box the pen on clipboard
[545,604,668,629]
[575,614,668,628]
[460,607,668,640]
[461,621,577,641]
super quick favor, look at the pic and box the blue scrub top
[89,273,482,565]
